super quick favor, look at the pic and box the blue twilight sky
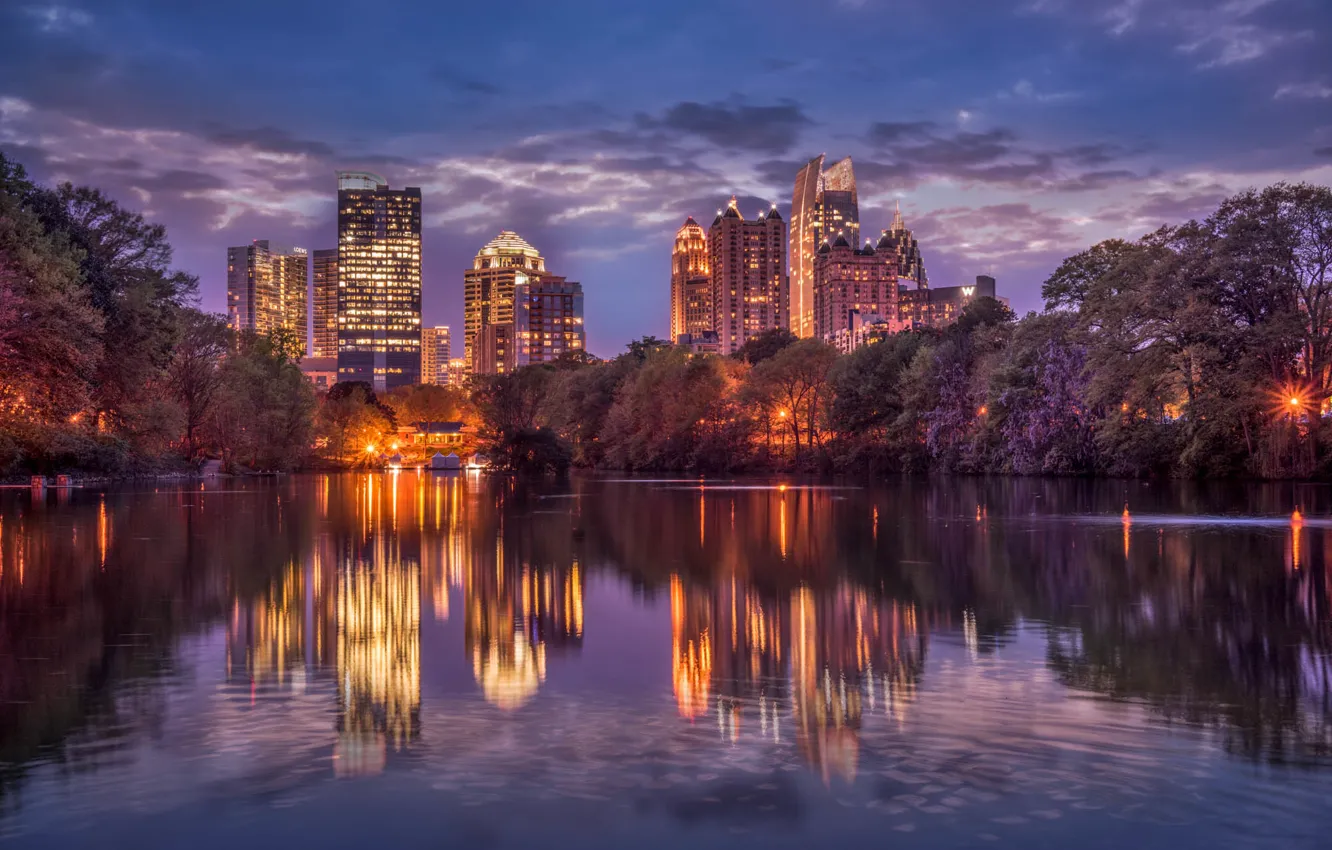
[2,0,1330,356]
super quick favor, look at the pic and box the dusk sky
[2,0,1330,356]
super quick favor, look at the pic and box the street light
[365,444,376,455]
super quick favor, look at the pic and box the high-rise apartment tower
[226,240,309,354]
[708,197,786,356]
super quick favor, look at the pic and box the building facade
[514,276,584,367]
[812,234,899,343]
[421,326,451,385]
[472,323,513,376]
[829,311,906,355]
[311,248,338,359]
[899,275,999,329]
[670,217,711,340]
[708,197,786,356]
[790,155,859,338]
[877,202,928,290]
[463,231,545,370]
[336,171,422,391]
[226,240,309,353]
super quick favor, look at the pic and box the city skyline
[2,1,1330,356]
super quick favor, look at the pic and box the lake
[2,473,1331,848]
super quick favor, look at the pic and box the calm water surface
[2,474,1332,848]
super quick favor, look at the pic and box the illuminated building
[674,331,721,355]
[462,231,544,370]
[829,311,905,355]
[513,275,585,366]
[312,248,338,359]
[670,216,711,340]
[812,233,900,343]
[708,197,787,356]
[300,356,338,391]
[444,358,467,386]
[790,155,859,338]
[465,232,584,374]
[898,275,1000,329]
[336,171,422,390]
[226,240,309,352]
[472,322,512,375]
[877,202,928,290]
[421,326,452,385]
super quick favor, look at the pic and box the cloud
[1025,0,1311,68]
[1315,147,1332,158]
[1275,82,1332,100]
[204,126,335,159]
[636,98,812,154]
[428,63,503,96]
[23,4,91,32]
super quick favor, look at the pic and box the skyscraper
[311,248,338,359]
[812,234,899,343]
[466,232,586,376]
[708,197,786,356]
[226,240,309,353]
[336,171,422,390]
[878,201,928,289]
[670,217,710,341]
[421,326,452,385]
[513,275,584,366]
[790,155,859,338]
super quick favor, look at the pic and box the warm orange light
[365,444,376,454]
[977,406,988,416]
[1290,397,1301,407]
[778,483,788,493]
[778,409,788,418]
[390,442,400,451]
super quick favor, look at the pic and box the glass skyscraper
[226,239,309,353]
[336,171,422,390]
[790,155,859,338]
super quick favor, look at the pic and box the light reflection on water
[1,474,1332,849]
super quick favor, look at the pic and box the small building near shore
[412,421,465,447]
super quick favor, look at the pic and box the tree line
[475,182,1332,479]
[0,152,318,474]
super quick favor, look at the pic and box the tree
[316,381,394,463]
[383,383,468,426]
[734,328,798,365]
[167,310,231,458]
[206,332,315,471]
[747,339,839,455]
[24,181,197,433]
[0,167,102,423]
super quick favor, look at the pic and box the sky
[2,0,1330,357]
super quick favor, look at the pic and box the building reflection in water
[464,503,584,711]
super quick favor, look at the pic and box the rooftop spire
[891,199,905,232]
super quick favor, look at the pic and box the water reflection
[2,475,1332,843]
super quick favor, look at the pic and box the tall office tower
[226,240,309,353]
[670,217,711,341]
[877,201,928,289]
[514,275,584,366]
[421,326,452,385]
[462,231,545,370]
[312,248,338,359]
[812,234,900,342]
[790,155,859,338]
[336,171,422,390]
[708,197,786,356]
